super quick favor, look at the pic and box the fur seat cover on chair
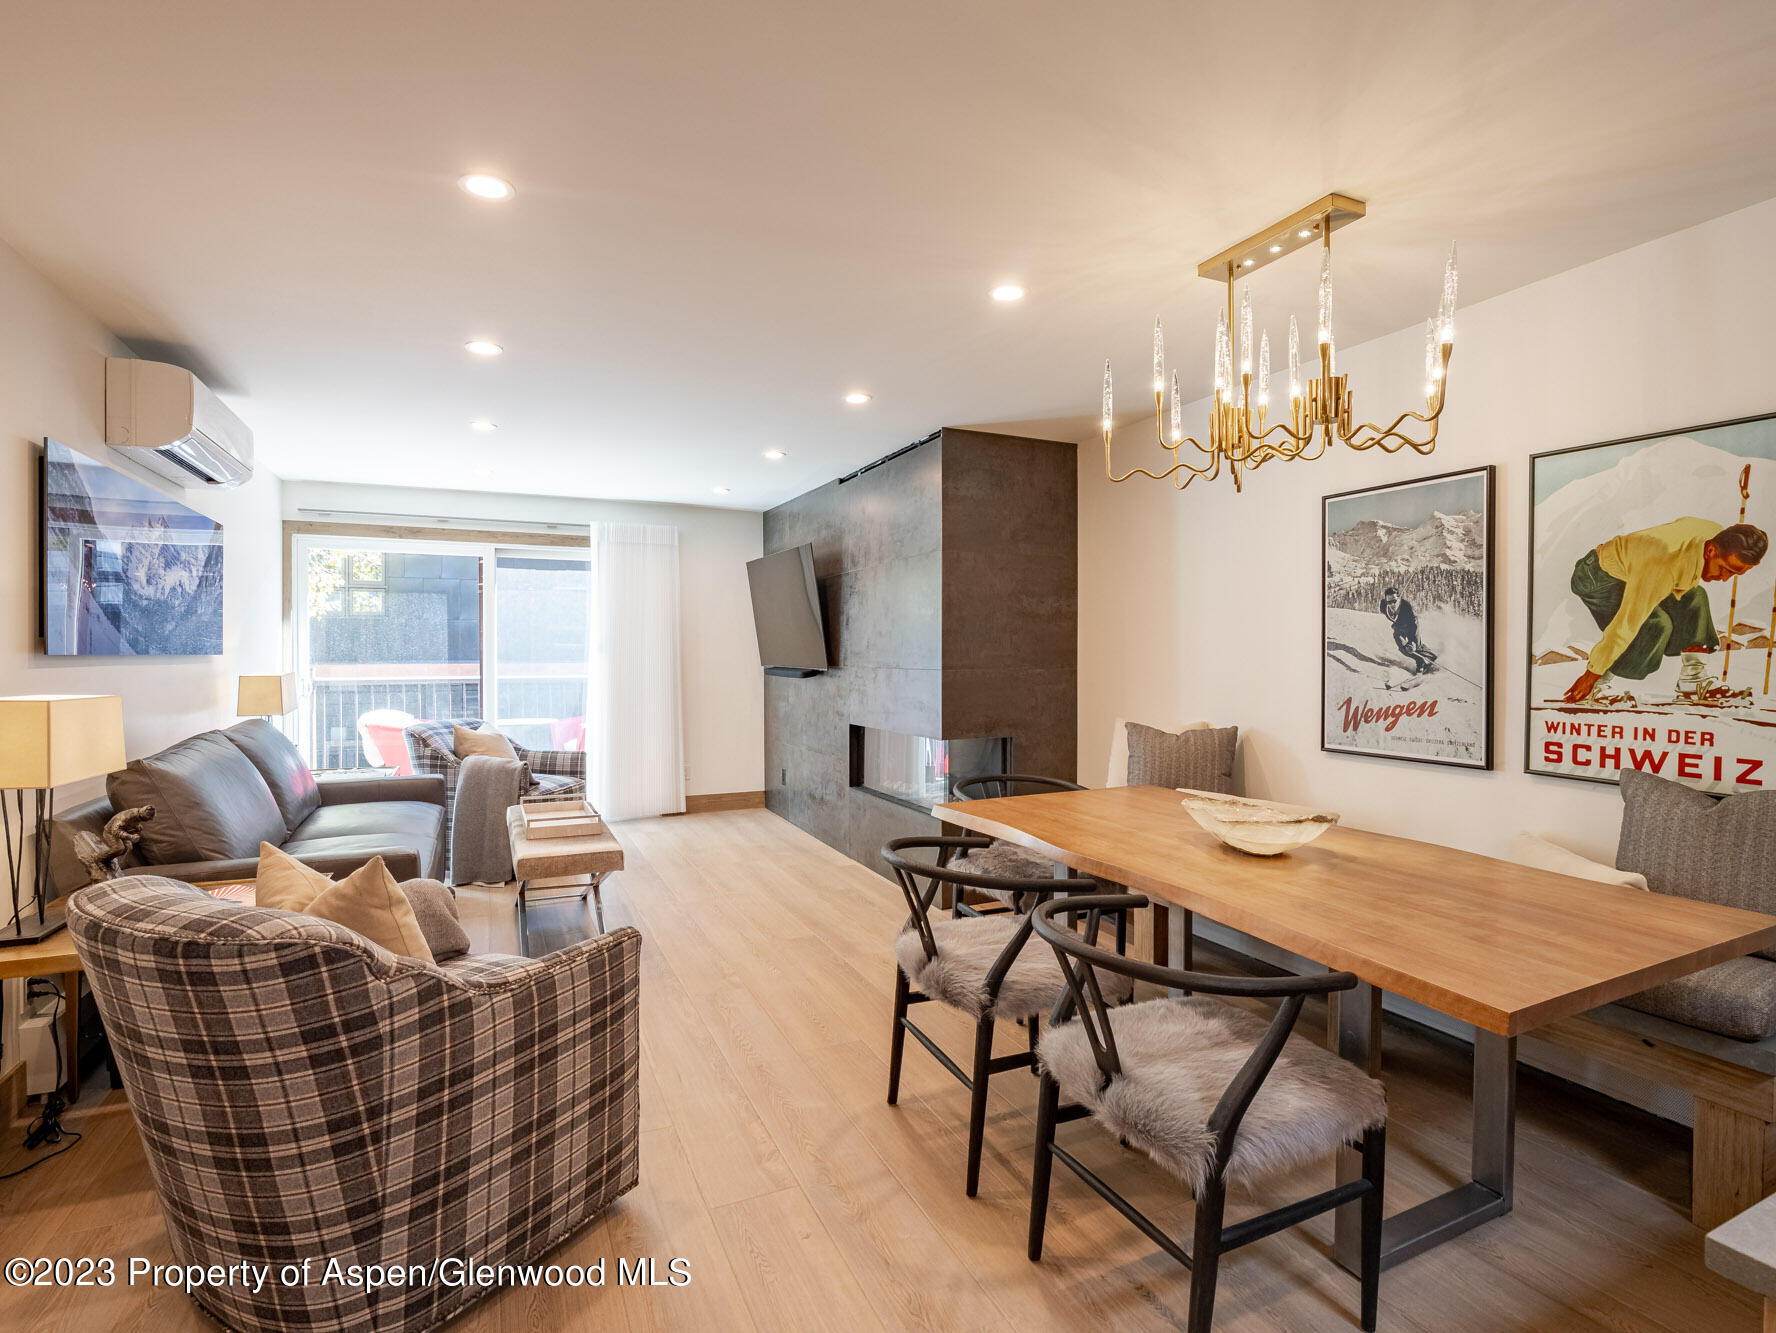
[895,914,1132,1021]
[1039,995,1387,1193]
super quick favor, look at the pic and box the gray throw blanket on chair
[451,754,529,886]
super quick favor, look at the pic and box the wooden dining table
[934,784,1776,1270]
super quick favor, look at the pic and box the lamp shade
[0,694,126,790]
[238,673,298,717]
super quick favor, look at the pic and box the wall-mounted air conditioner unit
[104,357,253,488]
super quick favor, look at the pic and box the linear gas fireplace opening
[849,725,1010,812]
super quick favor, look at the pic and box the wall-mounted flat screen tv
[746,543,827,676]
[41,438,224,655]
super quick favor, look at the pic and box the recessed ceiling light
[763,448,786,460]
[459,174,515,200]
[844,391,872,405]
[1268,244,1283,254]
[1241,258,1255,267]
[470,418,497,431]
[465,340,503,357]
[991,284,1025,302]
[712,485,731,494]
[1298,228,1314,238]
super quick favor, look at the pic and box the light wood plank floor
[0,808,1760,1331]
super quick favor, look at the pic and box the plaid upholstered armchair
[402,719,586,866]
[69,875,640,1333]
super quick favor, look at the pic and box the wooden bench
[1535,1002,1776,1229]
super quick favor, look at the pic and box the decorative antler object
[1101,194,1457,494]
[72,804,156,884]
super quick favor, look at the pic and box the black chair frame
[883,835,1106,1197]
[1028,893,1386,1333]
[948,772,1130,955]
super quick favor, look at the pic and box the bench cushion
[1620,955,1776,1043]
[1126,722,1238,793]
[1618,769,1776,961]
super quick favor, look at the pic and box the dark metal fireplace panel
[849,724,1010,813]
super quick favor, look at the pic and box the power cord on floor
[1,980,82,1179]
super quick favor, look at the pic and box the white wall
[0,237,284,809]
[281,480,765,797]
[0,236,283,1089]
[1081,195,1776,864]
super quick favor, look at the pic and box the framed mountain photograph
[1322,465,1495,768]
[1527,413,1776,792]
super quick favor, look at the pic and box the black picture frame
[1321,464,1496,770]
[1525,410,1776,789]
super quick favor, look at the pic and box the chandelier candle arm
[1317,248,1334,347]
[1239,289,1253,377]
[1424,318,1439,404]
[1438,242,1459,342]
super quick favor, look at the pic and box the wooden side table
[505,806,624,952]
[0,908,83,1104]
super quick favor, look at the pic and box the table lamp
[0,694,126,946]
[237,673,297,720]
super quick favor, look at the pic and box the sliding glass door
[491,552,592,752]
[294,535,588,770]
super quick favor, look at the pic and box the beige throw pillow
[254,841,332,912]
[1507,832,1648,891]
[254,844,436,962]
[453,723,518,761]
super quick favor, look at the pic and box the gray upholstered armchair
[401,719,586,871]
[69,875,640,1333]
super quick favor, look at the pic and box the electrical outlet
[781,768,787,785]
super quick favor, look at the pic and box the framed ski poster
[1322,465,1495,769]
[1527,413,1776,791]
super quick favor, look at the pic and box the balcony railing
[305,671,587,770]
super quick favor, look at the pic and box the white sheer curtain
[588,522,685,820]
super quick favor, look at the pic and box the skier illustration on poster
[1528,414,1776,793]
[1381,587,1438,675]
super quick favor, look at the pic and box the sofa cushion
[251,845,433,963]
[1107,717,1209,788]
[107,731,287,865]
[1618,769,1776,960]
[454,723,518,761]
[224,719,321,835]
[402,878,471,963]
[1508,832,1648,890]
[285,800,445,877]
[1126,722,1238,794]
[253,839,332,911]
[1619,955,1776,1042]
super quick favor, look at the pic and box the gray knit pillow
[400,878,472,963]
[1618,770,1776,961]
[1125,723,1238,793]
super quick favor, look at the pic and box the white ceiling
[3,0,1775,511]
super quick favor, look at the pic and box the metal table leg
[1333,981,1517,1271]
[515,873,610,953]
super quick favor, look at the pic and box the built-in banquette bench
[1538,1004,1776,1228]
[1525,769,1776,1230]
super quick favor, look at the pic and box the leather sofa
[49,719,447,891]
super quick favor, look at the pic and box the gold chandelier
[1102,194,1458,493]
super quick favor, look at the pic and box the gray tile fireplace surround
[762,427,1077,873]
